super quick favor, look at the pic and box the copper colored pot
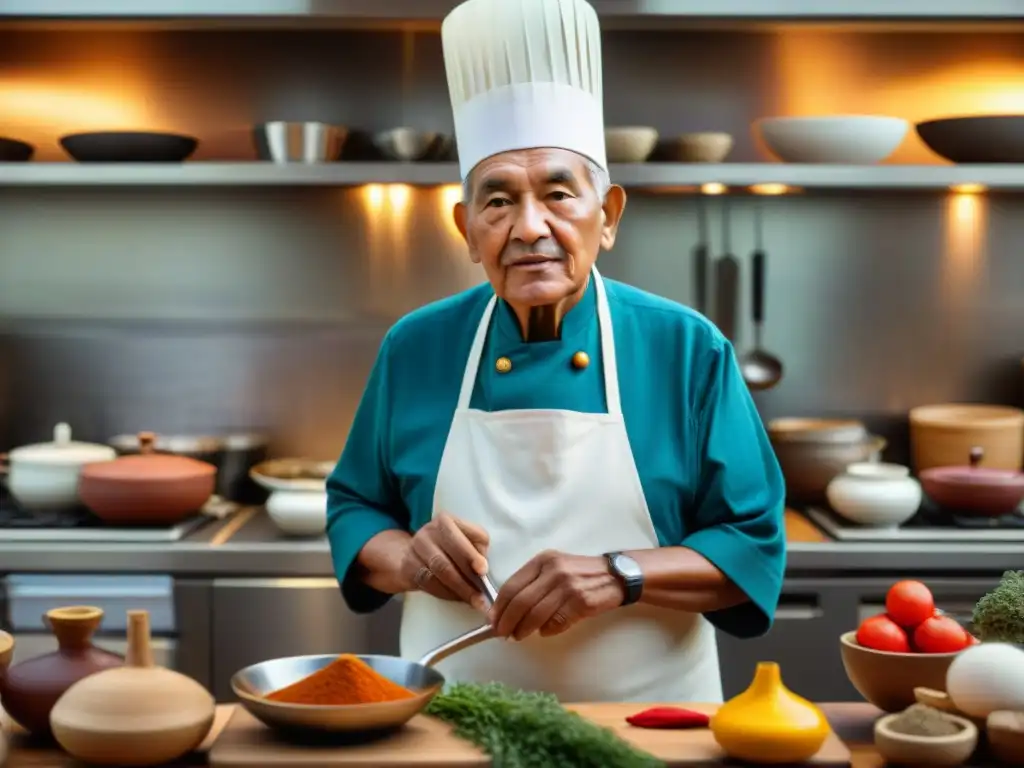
[78,431,216,525]
[0,606,123,738]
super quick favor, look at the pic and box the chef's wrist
[355,530,414,595]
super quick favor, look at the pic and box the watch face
[613,554,643,579]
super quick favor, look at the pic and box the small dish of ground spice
[875,703,979,766]
[264,654,417,706]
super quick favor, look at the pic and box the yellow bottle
[710,661,829,763]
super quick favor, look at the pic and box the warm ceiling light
[950,183,987,195]
[750,183,790,196]
[700,182,727,196]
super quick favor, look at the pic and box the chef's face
[453,148,626,308]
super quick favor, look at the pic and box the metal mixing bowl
[373,128,446,161]
[254,122,348,164]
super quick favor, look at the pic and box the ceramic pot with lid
[78,432,216,525]
[826,463,922,527]
[920,446,1024,517]
[0,423,116,512]
[0,606,123,738]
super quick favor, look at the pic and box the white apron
[399,268,723,703]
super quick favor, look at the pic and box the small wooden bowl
[875,711,978,766]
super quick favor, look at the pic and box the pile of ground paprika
[265,654,417,705]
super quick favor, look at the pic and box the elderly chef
[326,0,786,703]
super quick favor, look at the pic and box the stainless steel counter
[0,508,1019,575]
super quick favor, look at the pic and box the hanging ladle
[739,205,784,391]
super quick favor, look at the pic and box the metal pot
[109,432,269,504]
[80,432,217,525]
[0,423,116,512]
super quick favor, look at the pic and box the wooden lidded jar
[0,606,123,737]
[50,609,215,766]
[78,431,217,525]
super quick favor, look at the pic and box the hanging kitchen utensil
[693,195,710,315]
[713,199,739,342]
[740,204,784,390]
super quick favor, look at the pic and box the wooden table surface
[3,702,884,768]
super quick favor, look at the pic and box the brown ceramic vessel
[0,606,123,738]
[920,446,1024,517]
[78,431,216,525]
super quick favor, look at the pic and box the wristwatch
[604,552,644,607]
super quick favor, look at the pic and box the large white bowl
[754,116,909,164]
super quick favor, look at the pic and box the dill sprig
[425,682,665,768]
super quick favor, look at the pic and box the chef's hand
[489,551,624,641]
[402,512,491,611]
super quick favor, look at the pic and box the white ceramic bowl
[266,489,328,537]
[826,462,922,527]
[605,126,658,163]
[754,116,909,164]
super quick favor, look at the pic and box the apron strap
[457,295,497,410]
[592,267,622,417]
[456,267,622,416]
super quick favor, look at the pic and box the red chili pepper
[625,706,710,729]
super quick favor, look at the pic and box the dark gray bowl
[0,137,33,162]
[916,116,1024,163]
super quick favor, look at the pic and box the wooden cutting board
[208,703,852,767]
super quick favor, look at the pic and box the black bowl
[59,131,199,163]
[916,116,1024,164]
[0,136,34,162]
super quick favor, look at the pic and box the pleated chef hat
[441,0,606,180]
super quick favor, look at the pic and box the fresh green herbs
[425,682,664,768]
[973,570,1024,644]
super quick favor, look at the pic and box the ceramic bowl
[875,710,978,766]
[840,631,963,712]
[917,116,1024,164]
[266,490,328,537]
[664,132,733,162]
[605,127,658,162]
[826,463,922,527]
[754,116,908,164]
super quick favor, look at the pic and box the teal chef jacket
[327,276,787,639]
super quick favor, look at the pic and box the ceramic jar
[826,462,922,527]
[50,609,215,766]
[0,606,123,738]
[266,490,328,537]
[250,459,333,537]
[78,432,217,525]
[1,423,116,512]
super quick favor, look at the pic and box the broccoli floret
[973,570,1024,644]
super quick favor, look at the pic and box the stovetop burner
[0,486,209,542]
[805,498,1024,543]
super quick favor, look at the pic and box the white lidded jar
[3,423,116,512]
[825,462,922,528]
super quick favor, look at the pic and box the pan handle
[417,573,500,668]
[418,622,496,668]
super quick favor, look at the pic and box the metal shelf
[0,162,1021,190]
[0,0,1019,22]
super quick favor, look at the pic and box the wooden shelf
[0,162,1021,191]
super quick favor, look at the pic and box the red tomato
[913,615,971,654]
[886,580,935,628]
[857,614,911,653]
[967,633,980,645]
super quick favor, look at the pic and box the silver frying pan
[231,574,499,733]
